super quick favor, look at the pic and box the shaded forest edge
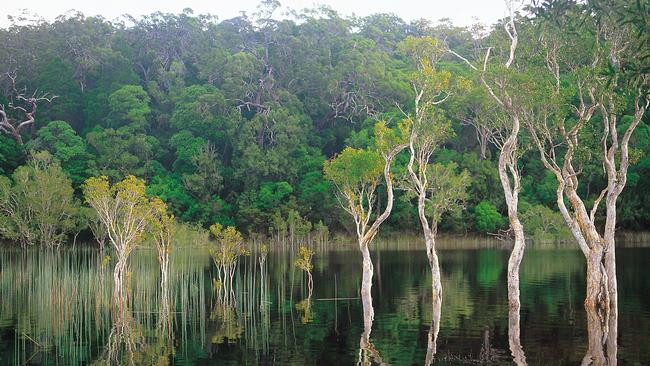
[1,1,649,247]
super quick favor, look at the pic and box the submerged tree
[324,120,407,361]
[399,34,470,308]
[524,1,650,363]
[209,223,249,304]
[449,0,527,314]
[83,175,154,292]
[149,197,175,290]
[295,245,315,324]
[295,245,315,295]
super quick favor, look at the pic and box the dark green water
[1,243,649,365]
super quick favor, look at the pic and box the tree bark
[497,114,526,310]
[359,239,374,329]
[114,254,128,297]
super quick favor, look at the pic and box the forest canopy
[0,1,648,240]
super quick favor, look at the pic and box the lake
[1,239,649,365]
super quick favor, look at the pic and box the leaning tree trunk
[497,116,526,311]
[426,232,442,306]
[415,186,443,304]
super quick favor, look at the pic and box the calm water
[0,241,649,365]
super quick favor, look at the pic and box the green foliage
[473,201,505,234]
[29,120,91,185]
[1,5,649,237]
[520,202,572,242]
[323,147,383,190]
[424,162,471,223]
[86,126,161,180]
[106,85,151,130]
[0,151,79,247]
[0,135,25,175]
[295,245,315,273]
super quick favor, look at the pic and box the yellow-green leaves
[208,223,249,266]
[82,175,155,252]
[323,147,383,190]
[398,36,444,71]
[294,245,315,273]
[374,120,409,156]
[149,197,176,255]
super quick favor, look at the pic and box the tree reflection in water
[582,301,617,366]
[101,290,143,365]
[508,303,527,366]
[358,275,387,366]
[1,246,646,364]
[424,275,441,366]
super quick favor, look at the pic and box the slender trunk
[604,195,619,364]
[507,220,525,309]
[114,254,128,297]
[426,233,442,304]
[358,253,385,366]
[497,114,525,309]
[307,271,313,296]
[359,240,374,329]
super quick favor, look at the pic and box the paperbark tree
[324,121,407,349]
[424,272,442,365]
[449,0,527,312]
[149,197,176,292]
[83,175,154,293]
[524,2,649,363]
[0,151,78,248]
[209,223,249,305]
[399,35,470,308]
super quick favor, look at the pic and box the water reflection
[358,280,386,366]
[582,302,617,365]
[424,279,441,365]
[508,304,527,365]
[102,291,143,365]
[0,245,648,364]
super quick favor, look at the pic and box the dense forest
[0,0,648,244]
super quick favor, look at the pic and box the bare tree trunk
[497,115,526,310]
[114,254,128,297]
[359,239,374,328]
